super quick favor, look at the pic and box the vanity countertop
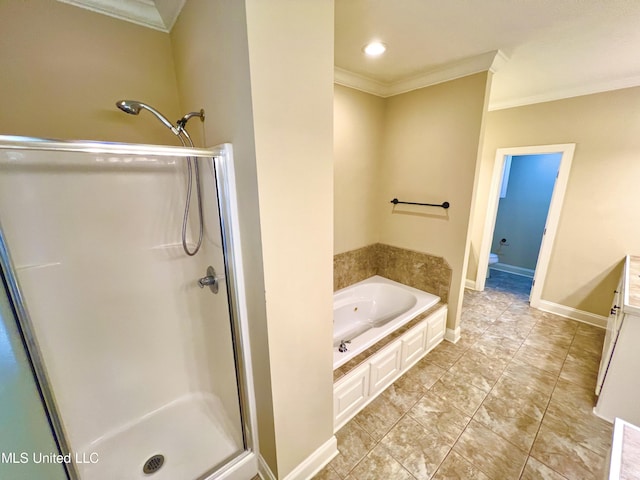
[608,417,640,479]
[624,255,640,316]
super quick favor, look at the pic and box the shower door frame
[0,136,258,480]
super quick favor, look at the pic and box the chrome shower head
[116,100,179,135]
[116,100,141,115]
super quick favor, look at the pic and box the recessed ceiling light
[363,41,386,57]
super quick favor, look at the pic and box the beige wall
[0,0,180,145]
[378,73,491,331]
[171,0,278,472]
[469,86,640,315]
[334,84,385,254]
[245,0,335,476]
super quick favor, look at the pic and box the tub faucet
[338,340,351,353]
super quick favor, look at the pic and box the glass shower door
[0,279,66,480]
[0,141,250,480]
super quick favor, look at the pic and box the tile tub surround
[334,244,452,302]
[314,271,612,480]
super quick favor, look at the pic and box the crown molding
[335,50,506,98]
[57,0,186,33]
[489,73,640,111]
[334,67,389,96]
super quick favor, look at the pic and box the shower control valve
[198,266,219,294]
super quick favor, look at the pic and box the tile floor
[314,270,613,480]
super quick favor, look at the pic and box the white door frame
[474,143,575,307]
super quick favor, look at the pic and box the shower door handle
[198,266,219,294]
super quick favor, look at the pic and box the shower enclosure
[0,136,257,480]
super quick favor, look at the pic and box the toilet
[487,253,499,278]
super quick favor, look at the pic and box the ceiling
[61,0,640,111]
[335,0,640,109]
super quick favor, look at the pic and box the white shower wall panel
[0,151,242,462]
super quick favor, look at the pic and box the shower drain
[143,454,165,474]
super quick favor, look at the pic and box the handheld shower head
[116,100,179,135]
[115,98,206,257]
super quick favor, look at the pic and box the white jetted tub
[333,276,440,369]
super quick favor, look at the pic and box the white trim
[211,144,261,480]
[536,300,607,329]
[474,144,575,311]
[489,73,640,111]
[282,436,338,480]
[335,50,505,98]
[204,452,258,480]
[490,263,534,278]
[465,278,478,290]
[528,145,575,309]
[334,67,389,97]
[445,327,461,343]
[56,0,186,33]
[258,454,276,480]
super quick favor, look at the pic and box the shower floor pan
[77,392,243,480]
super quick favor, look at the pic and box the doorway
[474,144,575,307]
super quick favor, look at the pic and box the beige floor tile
[349,444,414,480]
[488,375,551,421]
[575,322,605,337]
[430,372,488,416]
[408,390,471,445]
[569,333,604,358]
[424,341,466,369]
[503,358,559,396]
[512,342,568,376]
[531,423,606,480]
[559,352,599,390]
[380,416,452,480]
[543,400,613,457]
[312,464,342,480]
[431,451,490,480]
[385,375,429,413]
[504,302,547,319]
[486,320,534,342]
[353,392,405,441]
[536,315,579,335]
[446,349,506,393]
[465,301,511,321]
[454,329,484,349]
[330,421,376,477]
[550,377,597,416]
[452,420,528,479]
[495,307,539,325]
[474,394,542,451]
[470,333,522,362]
[524,329,575,350]
[521,456,568,480]
[401,357,446,390]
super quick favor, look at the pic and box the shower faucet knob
[198,266,219,294]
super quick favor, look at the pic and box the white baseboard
[258,454,276,480]
[465,278,477,290]
[491,263,535,278]
[282,436,338,480]
[445,327,461,343]
[536,299,607,329]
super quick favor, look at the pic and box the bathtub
[333,276,440,369]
